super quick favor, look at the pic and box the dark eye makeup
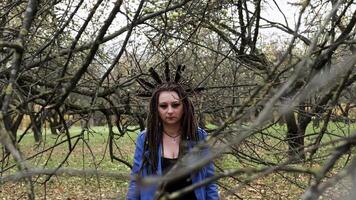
[171,103,181,108]
[159,102,181,109]
[159,104,168,109]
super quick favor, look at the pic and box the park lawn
[1,126,137,199]
[214,121,355,199]
[1,122,355,199]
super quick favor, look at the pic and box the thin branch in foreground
[0,168,130,183]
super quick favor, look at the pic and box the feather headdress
[136,62,203,97]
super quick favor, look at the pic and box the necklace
[163,131,181,143]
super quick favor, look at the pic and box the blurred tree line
[0,0,355,199]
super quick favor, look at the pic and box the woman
[126,82,219,200]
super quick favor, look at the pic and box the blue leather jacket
[126,128,219,200]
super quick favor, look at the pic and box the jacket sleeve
[126,132,145,200]
[199,128,220,200]
[205,161,219,199]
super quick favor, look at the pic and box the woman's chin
[163,120,180,125]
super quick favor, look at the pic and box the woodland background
[0,0,355,199]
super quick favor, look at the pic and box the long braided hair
[141,82,198,175]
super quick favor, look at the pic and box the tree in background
[0,0,355,199]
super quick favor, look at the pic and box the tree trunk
[284,111,305,161]
[29,112,42,142]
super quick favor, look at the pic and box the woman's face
[158,91,184,126]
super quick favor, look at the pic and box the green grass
[1,122,355,199]
[1,126,141,199]
[16,129,114,168]
[214,122,355,199]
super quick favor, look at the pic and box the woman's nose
[167,106,173,113]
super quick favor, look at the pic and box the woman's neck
[162,124,181,135]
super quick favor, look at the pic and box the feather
[137,78,155,89]
[174,64,182,83]
[136,79,151,91]
[164,62,170,82]
[149,67,162,84]
[194,87,205,93]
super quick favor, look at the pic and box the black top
[161,157,197,200]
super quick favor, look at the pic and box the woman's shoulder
[136,129,147,143]
[138,129,146,136]
[197,127,208,140]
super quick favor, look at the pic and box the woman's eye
[172,103,181,108]
[159,105,167,109]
